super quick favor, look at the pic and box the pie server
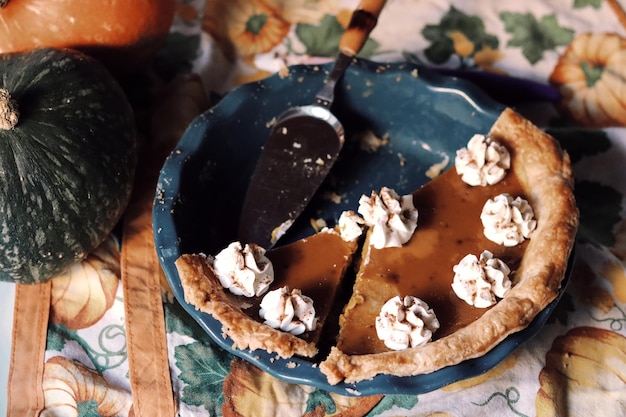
[238,0,387,249]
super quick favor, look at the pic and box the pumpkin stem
[0,89,19,130]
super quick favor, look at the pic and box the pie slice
[176,107,578,385]
[319,108,578,384]
[176,225,360,359]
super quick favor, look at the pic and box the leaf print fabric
[175,342,230,414]
[295,15,380,58]
[422,6,499,66]
[500,12,574,64]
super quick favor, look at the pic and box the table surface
[4,1,626,416]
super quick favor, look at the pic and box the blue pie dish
[153,58,573,396]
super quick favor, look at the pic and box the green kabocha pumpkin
[0,48,137,284]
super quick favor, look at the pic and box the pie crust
[175,107,578,385]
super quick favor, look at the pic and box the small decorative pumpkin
[536,326,626,416]
[43,356,132,416]
[203,0,291,59]
[222,358,384,416]
[0,48,137,284]
[50,236,120,330]
[549,32,626,127]
[0,0,176,76]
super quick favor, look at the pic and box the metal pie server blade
[238,0,387,248]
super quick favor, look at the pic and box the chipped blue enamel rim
[153,58,573,396]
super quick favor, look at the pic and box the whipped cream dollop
[324,210,364,242]
[358,187,418,249]
[375,295,440,350]
[481,193,537,246]
[259,286,317,335]
[212,241,274,297]
[455,134,511,186]
[452,250,512,308]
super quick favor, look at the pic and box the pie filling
[337,167,527,355]
[263,231,359,346]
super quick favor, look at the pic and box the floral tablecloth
[4,0,626,416]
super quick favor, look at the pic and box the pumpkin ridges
[549,61,585,87]
[580,88,613,126]
[565,92,593,126]
[605,51,626,108]
[586,32,620,63]
[582,85,620,126]
[73,263,110,327]
[594,77,626,125]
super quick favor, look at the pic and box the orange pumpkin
[0,0,176,76]
[549,32,626,127]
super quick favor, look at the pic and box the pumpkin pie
[176,107,579,385]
